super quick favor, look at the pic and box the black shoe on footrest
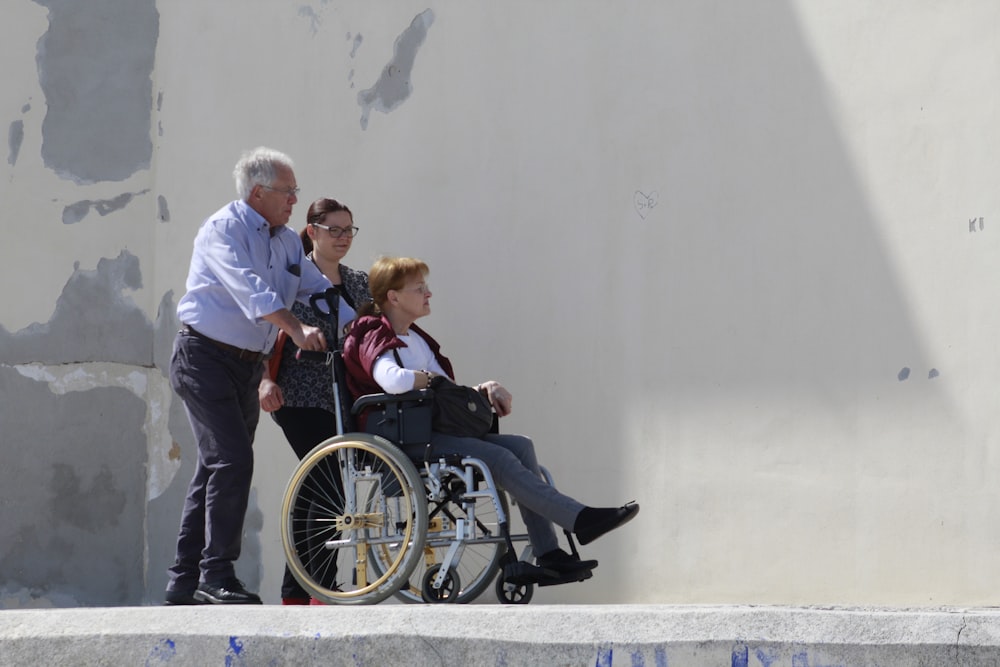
[536,548,598,574]
[503,561,559,585]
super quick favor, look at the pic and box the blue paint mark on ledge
[145,637,175,665]
[225,636,244,666]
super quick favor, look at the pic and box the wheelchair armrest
[351,389,433,415]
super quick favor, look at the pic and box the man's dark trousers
[166,331,264,593]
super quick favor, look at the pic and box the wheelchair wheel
[281,434,428,605]
[379,470,508,604]
[496,576,534,605]
[421,564,460,603]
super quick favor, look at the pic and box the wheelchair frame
[278,288,587,605]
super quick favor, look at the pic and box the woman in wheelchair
[342,256,639,582]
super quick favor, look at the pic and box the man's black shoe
[194,579,262,605]
[574,502,640,546]
[536,548,599,574]
[164,589,206,606]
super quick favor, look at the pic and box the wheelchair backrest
[331,350,358,435]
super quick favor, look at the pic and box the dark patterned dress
[273,260,370,412]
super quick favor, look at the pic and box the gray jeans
[426,432,584,555]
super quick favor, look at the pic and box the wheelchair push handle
[309,286,341,338]
[295,348,334,365]
[296,287,343,366]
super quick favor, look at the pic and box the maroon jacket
[343,314,456,404]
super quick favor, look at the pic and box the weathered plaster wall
[1,0,998,607]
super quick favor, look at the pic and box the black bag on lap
[429,375,493,438]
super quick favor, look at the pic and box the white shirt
[372,330,448,393]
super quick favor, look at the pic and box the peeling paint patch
[62,189,150,225]
[347,33,363,89]
[0,251,183,506]
[62,200,92,225]
[7,120,24,165]
[15,362,148,395]
[358,9,434,130]
[0,367,146,605]
[0,250,150,366]
[34,0,159,183]
[14,362,179,500]
[156,92,164,137]
[157,194,170,222]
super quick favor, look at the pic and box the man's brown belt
[181,325,268,364]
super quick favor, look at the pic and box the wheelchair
[278,289,591,605]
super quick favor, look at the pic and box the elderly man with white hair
[164,147,331,605]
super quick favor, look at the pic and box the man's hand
[263,308,327,352]
[259,377,284,413]
[292,324,326,352]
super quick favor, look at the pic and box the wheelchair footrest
[502,561,595,587]
[537,567,594,587]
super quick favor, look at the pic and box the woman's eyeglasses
[310,222,359,239]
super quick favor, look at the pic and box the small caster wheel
[495,573,533,604]
[421,564,460,603]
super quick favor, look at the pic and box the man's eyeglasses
[261,185,301,198]
[310,222,359,239]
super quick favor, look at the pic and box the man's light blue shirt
[176,200,332,353]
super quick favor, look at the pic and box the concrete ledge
[2,605,1000,666]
